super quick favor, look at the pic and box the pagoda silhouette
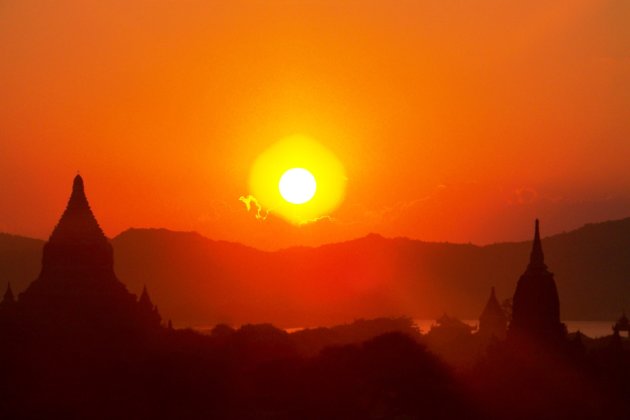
[612,311,630,338]
[478,287,507,339]
[508,219,565,342]
[0,175,161,336]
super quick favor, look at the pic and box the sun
[246,135,346,224]
[279,168,317,204]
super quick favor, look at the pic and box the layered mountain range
[2,218,630,327]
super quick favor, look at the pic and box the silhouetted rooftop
[480,287,505,322]
[48,174,107,245]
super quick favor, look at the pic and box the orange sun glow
[247,135,347,224]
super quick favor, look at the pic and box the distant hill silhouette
[2,218,630,326]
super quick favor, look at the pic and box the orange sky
[1,0,629,250]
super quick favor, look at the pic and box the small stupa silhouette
[478,287,507,339]
[15,175,161,333]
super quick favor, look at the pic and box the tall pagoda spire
[528,219,546,271]
[509,219,564,342]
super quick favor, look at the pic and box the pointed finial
[139,284,153,307]
[59,173,90,215]
[528,218,547,270]
[66,173,87,209]
[490,286,496,298]
[73,173,84,191]
[3,282,14,303]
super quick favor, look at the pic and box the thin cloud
[297,215,337,226]
[238,195,269,221]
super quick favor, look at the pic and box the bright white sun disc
[279,168,317,204]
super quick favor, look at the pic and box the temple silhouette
[508,219,565,342]
[478,286,507,339]
[0,175,161,336]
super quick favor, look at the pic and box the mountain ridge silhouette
[2,217,630,327]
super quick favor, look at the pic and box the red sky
[1,0,629,250]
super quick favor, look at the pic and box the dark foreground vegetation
[1,317,629,419]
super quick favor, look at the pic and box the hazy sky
[1,0,629,249]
